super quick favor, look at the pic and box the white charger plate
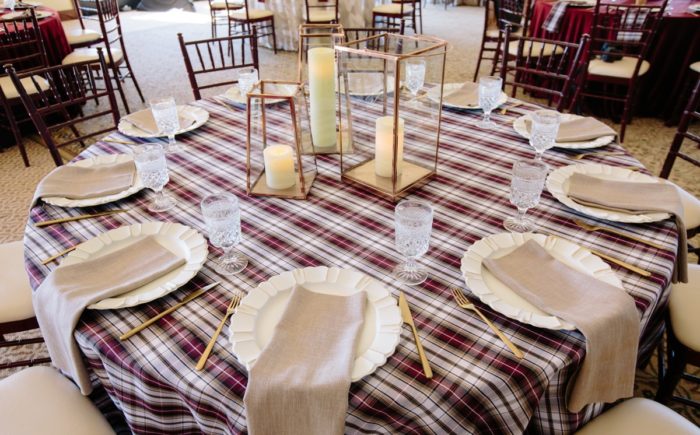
[1,10,51,20]
[513,113,615,150]
[58,222,208,310]
[42,154,144,208]
[229,266,402,382]
[547,163,671,223]
[337,72,396,96]
[461,232,623,330]
[118,105,209,139]
[425,82,508,110]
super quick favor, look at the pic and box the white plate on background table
[229,266,402,382]
[118,105,209,138]
[513,113,615,150]
[336,72,396,97]
[461,232,623,330]
[566,0,596,7]
[425,82,508,110]
[0,10,52,20]
[547,163,671,223]
[42,154,145,208]
[59,222,208,310]
[220,84,298,106]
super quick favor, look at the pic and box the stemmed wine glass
[529,110,560,161]
[150,97,184,154]
[405,59,426,108]
[201,192,248,275]
[503,160,548,233]
[133,144,176,213]
[393,200,433,286]
[477,76,502,129]
[238,67,261,132]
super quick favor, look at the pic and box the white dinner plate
[566,0,596,7]
[513,113,615,150]
[220,84,297,106]
[425,82,508,110]
[42,154,144,208]
[337,72,396,96]
[1,10,51,20]
[59,222,208,310]
[461,232,623,330]
[546,163,671,223]
[229,266,402,382]
[118,105,209,138]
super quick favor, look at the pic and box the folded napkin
[483,240,641,412]
[525,117,616,142]
[542,1,569,34]
[124,108,195,134]
[444,82,479,107]
[244,285,367,435]
[31,160,136,207]
[568,173,687,283]
[33,236,186,394]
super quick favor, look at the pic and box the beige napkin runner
[483,240,641,412]
[124,108,195,134]
[32,160,136,207]
[244,285,367,435]
[525,117,616,142]
[33,236,186,395]
[444,82,479,107]
[568,173,688,283]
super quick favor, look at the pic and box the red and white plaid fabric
[617,8,651,42]
[542,1,570,34]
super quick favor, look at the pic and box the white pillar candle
[308,47,336,148]
[375,116,404,178]
[263,145,296,190]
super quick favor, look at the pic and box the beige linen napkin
[33,236,186,395]
[568,173,687,283]
[483,240,641,412]
[32,160,136,207]
[444,82,479,107]
[125,108,195,134]
[244,285,367,435]
[525,117,616,142]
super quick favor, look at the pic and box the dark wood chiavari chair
[61,0,103,49]
[568,0,668,142]
[304,0,339,24]
[474,0,500,81]
[227,0,277,54]
[177,32,259,101]
[501,24,589,111]
[390,0,422,33]
[490,0,530,76]
[6,48,121,166]
[208,0,243,38]
[372,0,416,34]
[660,77,700,180]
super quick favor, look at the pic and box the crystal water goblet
[133,144,176,213]
[529,110,560,161]
[150,97,184,154]
[201,192,248,275]
[405,59,426,108]
[478,75,502,129]
[503,159,548,233]
[393,200,433,286]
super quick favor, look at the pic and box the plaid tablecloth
[23,96,678,434]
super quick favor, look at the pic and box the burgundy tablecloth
[0,6,72,65]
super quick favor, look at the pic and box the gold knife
[120,282,219,341]
[35,209,128,228]
[398,291,433,379]
[41,244,78,265]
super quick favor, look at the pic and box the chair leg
[109,63,131,114]
[270,18,277,54]
[5,108,30,167]
[656,333,688,405]
[418,2,423,33]
[474,41,486,82]
[490,34,503,76]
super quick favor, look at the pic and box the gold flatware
[120,282,219,341]
[195,290,242,371]
[571,151,626,160]
[450,287,524,359]
[501,101,522,115]
[102,138,137,145]
[398,291,433,379]
[41,245,78,265]
[573,219,665,250]
[34,209,128,228]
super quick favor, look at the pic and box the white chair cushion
[373,3,413,14]
[308,8,336,22]
[0,366,115,435]
[486,28,521,39]
[691,61,700,74]
[62,48,123,66]
[670,264,700,352]
[0,241,34,323]
[0,75,50,100]
[62,20,102,46]
[507,40,564,57]
[588,56,650,79]
[576,398,699,434]
[210,0,243,9]
[228,8,273,20]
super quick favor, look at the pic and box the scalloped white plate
[58,222,208,310]
[461,232,623,330]
[513,113,615,150]
[229,266,402,382]
[220,85,297,106]
[547,163,671,223]
[42,154,144,208]
[425,82,508,110]
[118,105,209,138]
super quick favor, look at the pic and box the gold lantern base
[342,159,434,201]
[250,170,317,199]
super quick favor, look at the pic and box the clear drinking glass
[478,75,502,129]
[405,59,426,108]
[503,160,548,233]
[133,144,176,213]
[150,97,184,154]
[238,67,261,130]
[529,110,560,161]
[393,200,433,285]
[201,192,248,275]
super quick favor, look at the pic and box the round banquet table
[0,6,72,65]
[529,0,700,122]
[24,97,680,434]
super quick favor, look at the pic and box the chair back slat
[305,0,340,23]
[343,26,402,43]
[0,9,48,76]
[660,77,700,178]
[494,0,530,33]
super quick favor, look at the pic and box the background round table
[0,6,73,65]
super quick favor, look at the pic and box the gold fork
[571,151,626,160]
[572,219,665,250]
[195,292,242,371]
[450,287,524,359]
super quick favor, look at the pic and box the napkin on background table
[244,285,367,435]
[483,240,641,412]
[124,108,195,134]
[443,82,480,107]
[33,236,186,394]
[524,117,616,142]
[567,173,687,283]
